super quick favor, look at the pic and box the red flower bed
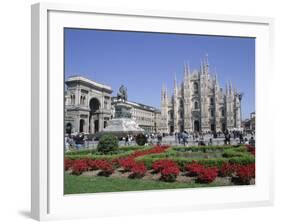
[64,159,74,171]
[185,162,219,183]
[219,163,238,177]
[129,162,147,178]
[152,159,177,173]
[185,162,205,176]
[161,165,180,182]
[235,163,255,184]
[197,167,218,183]
[129,145,169,159]
[87,159,108,171]
[71,159,89,175]
[97,160,114,176]
[245,145,255,156]
[118,158,137,171]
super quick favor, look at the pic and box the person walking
[249,136,255,146]
[182,131,188,146]
[178,132,182,144]
[157,133,162,145]
[125,135,129,146]
[239,132,244,144]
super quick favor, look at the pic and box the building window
[193,82,199,94]
[80,95,86,105]
[221,109,225,117]
[210,97,214,106]
[170,111,174,119]
[194,101,199,109]
[211,109,214,117]
[180,99,184,107]
[71,94,75,105]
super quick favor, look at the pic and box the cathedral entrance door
[170,126,174,134]
[194,120,200,132]
[221,123,226,132]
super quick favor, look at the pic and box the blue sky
[64,28,255,119]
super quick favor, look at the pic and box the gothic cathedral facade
[160,56,243,134]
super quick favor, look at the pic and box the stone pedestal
[96,118,144,138]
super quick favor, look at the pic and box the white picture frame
[31,2,274,221]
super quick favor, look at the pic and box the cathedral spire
[184,61,190,75]
[234,84,237,95]
[204,53,209,75]
[174,73,178,98]
[200,59,204,76]
[161,83,165,99]
[205,53,209,66]
[184,61,190,81]
[214,67,219,86]
[229,80,232,94]
[225,83,228,95]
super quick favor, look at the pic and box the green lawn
[64,173,226,194]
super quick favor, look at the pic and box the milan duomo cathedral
[159,56,243,134]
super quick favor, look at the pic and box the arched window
[210,97,214,106]
[89,98,100,113]
[194,101,199,109]
[193,82,199,94]
[180,99,184,107]
[221,109,225,117]
[169,111,174,119]
[180,110,184,119]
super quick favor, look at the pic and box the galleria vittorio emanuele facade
[158,56,243,134]
[65,56,242,135]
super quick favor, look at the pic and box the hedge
[135,156,229,170]
[135,145,255,169]
[172,145,236,152]
[97,134,119,154]
[65,146,153,160]
[229,156,255,165]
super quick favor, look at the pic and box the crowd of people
[65,129,255,151]
[172,129,255,147]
